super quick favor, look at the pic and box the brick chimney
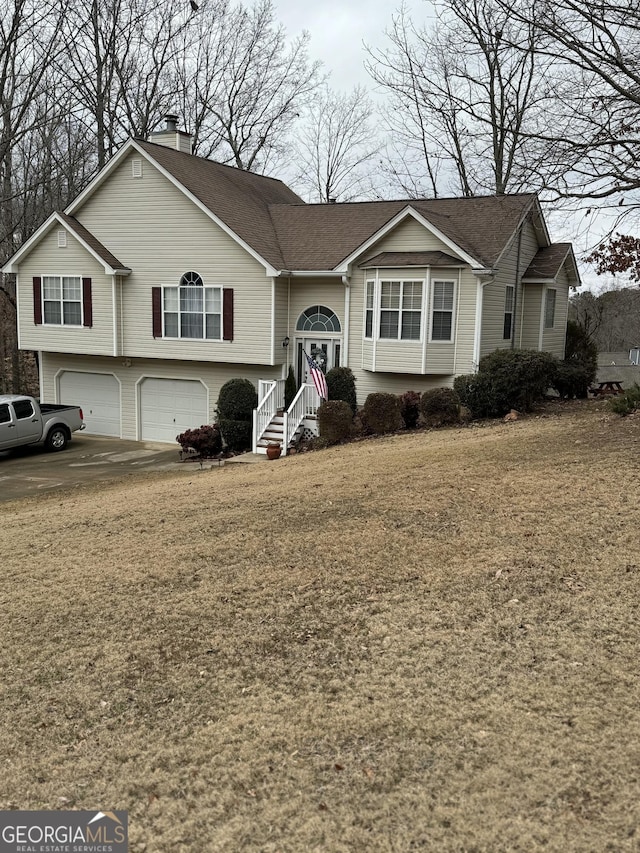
[149,113,193,154]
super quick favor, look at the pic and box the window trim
[41,274,83,327]
[365,278,425,342]
[429,279,457,343]
[544,288,556,329]
[160,272,223,341]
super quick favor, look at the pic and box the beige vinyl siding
[541,268,570,358]
[289,278,345,335]
[519,284,543,349]
[368,216,458,255]
[353,371,454,402]
[41,352,282,440]
[273,278,289,368]
[449,268,477,374]
[17,228,114,355]
[480,219,539,357]
[76,151,273,364]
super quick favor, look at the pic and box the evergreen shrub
[453,373,500,419]
[216,378,258,452]
[284,365,298,409]
[326,366,357,414]
[477,348,558,414]
[317,400,353,445]
[399,391,421,429]
[609,383,640,416]
[420,387,461,428]
[362,392,403,434]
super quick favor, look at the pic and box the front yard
[0,399,638,851]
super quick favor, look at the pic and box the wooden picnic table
[589,380,624,397]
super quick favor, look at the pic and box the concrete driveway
[0,434,211,502]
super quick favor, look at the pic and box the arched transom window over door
[296,305,341,333]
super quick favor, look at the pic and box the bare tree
[174,0,322,172]
[366,1,554,197]
[290,84,380,202]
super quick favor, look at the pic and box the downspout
[342,273,350,367]
[112,275,118,356]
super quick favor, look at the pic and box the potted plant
[266,442,282,460]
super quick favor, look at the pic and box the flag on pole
[304,351,328,400]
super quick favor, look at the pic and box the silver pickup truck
[0,395,85,452]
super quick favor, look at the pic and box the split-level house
[3,118,580,449]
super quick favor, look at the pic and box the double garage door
[59,372,208,443]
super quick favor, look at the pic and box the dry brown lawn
[1,399,639,852]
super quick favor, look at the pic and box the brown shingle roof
[136,140,303,269]
[136,142,538,272]
[359,251,464,268]
[269,194,537,271]
[58,213,130,271]
[522,243,574,280]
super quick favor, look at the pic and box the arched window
[296,305,341,333]
[163,271,221,339]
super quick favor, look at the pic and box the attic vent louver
[57,230,67,248]
[132,159,143,178]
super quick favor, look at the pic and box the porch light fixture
[282,336,290,348]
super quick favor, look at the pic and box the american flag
[305,351,328,400]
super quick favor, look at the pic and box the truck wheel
[45,427,69,452]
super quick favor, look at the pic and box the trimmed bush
[453,373,500,419]
[362,392,403,435]
[326,366,357,414]
[399,390,421,429]
[555,320,598,399]
[216,378,258,452]
[609,383,640,416]
[218,419,253,452]
[317,400,353,445]
[176,424,223,457]
[284,365,298,409]
[477,348,558,414]
[420,387,461,428]
[552,361,594,399]
[216,378,258,421]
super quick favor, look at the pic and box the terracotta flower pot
[266,443,282,460]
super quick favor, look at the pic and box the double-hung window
[544,288,556,329]
[163,272,221,340]
[379,280,423,340]
[42,275,82,325]
[365,281,375,338]
[431,280,455,341]
[503,285,514,340]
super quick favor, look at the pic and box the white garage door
[59,371,121,436]
[139,378,208,443]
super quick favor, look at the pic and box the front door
[297,338,341,384]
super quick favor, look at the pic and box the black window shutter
[82,278,93,327]
[223,288,234,341]
[152,287,162,337]
[33,277,42,325]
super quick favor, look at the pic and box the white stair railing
[285,383,321,448]
[253,381,277,453]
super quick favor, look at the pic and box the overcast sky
[272,0,612,287]
[274,0,435,91]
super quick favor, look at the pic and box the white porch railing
[253,380,321,453]
[284,383,321,448]
[253,379,283,453]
